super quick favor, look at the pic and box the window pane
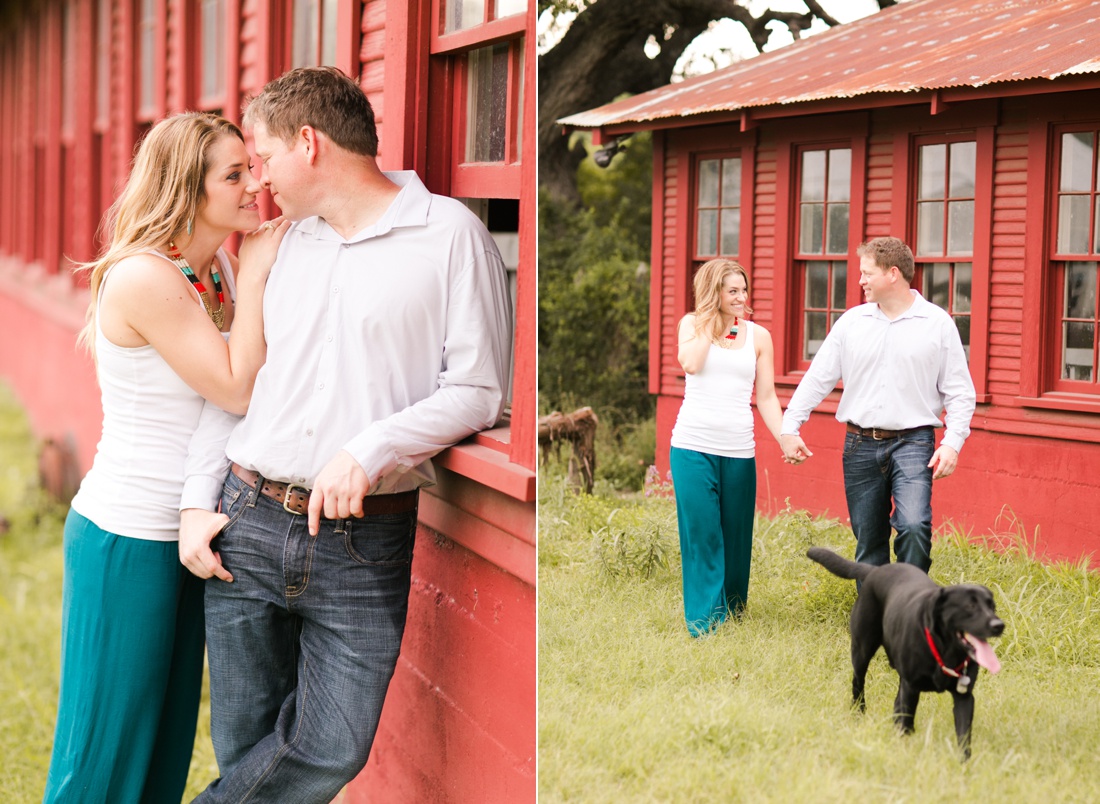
[917,201,944,256]
[1058,195,1091,253]
[919,143,946,200]
[292,0,318,68]
[954,263,972,313]
[321,0,338,66]
[831,261,847,308]
[719,209,740,256]
[1061,132,1093,193]
[925,262,951,308]
[801,150,826,202]
[515,38,524,158]
[721,158,741,206]
[828,149,851,201]
[1063,321,1095,381]
[949,141,976,197]
[800,203,824,254]
[1065,261,1096,320]
[1095,198,1100,253]
[446,0,486,33]
[807,261,829,308]
[201,0,225,99]
[826,203,849,255]
[697,210,718,256]
[805,312,827,360]
[466,43,508,162]
[97,0,110,123]
[947,200,974,256]
[140,0,156,110]
[495,0,528,17]
[697,159,719,206]
[955,315,971,359]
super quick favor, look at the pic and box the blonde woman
[670,259,784,636]
[43,112,289,804]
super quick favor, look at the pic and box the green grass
[539,471,1100,803]
[0,384,217,802]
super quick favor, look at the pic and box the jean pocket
[842,432,860,458]
[218,482,250,534]
[344,511,417,566]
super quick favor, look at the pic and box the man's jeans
[842,427,935,572]
[195,469,417,804]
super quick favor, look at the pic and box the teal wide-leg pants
[43,509,205,804]
[669,447,757,637]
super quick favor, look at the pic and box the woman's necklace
[167,241,225,328]
[725,317,740,340]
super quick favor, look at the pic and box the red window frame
[1050,126,1100,392]
[430,0,525,200]
[793,144,852,369]
[911,134,977,362]
[691,152,743,263]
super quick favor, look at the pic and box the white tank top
[670,321,758,459]
[70,249,237,541]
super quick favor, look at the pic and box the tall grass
[539,471,1100,803]
[0,384,217,802]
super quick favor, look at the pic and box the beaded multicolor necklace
[725,317,740,340]
[167,241,225,329]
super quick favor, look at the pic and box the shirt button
[326,335,333,342]
[318,382,325,390]
[342,243,351,249]
[333,286,340,293]
[306,428,314,437]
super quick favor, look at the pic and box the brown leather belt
[846,423,933,441]
[231,463,418,517]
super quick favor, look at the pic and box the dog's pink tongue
[964,634,1001,673]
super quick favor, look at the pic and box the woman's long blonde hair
[692,258,753,341]
[76,112,245,355]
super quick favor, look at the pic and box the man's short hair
[857,237,915,283]
[243,66,378,157]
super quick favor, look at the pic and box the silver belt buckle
[284,483,310,515]
[872,428,887,440]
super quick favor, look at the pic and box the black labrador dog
[807,547,1004,759]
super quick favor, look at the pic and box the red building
[564,0,1100,565]
[0,1,535,800]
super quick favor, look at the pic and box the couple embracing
[44,67,512,803]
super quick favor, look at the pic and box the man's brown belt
[845,423,933,441]
[231,463,418,517]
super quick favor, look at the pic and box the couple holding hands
[671,240,975,637]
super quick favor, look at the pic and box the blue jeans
[195,470,417,804]
[842,428,935,571]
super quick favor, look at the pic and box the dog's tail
[807,547,874,583]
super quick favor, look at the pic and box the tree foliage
[538,132,654,423]
[538,0,896,202]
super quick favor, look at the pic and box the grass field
[539,471,1100,803]
[0,384,218,802]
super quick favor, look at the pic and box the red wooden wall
[652,91,1100,567]
[0,1,536,800]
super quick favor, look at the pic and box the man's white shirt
[180,171,513,510]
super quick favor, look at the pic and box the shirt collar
[861,289,933,321]
[291,170,432,244]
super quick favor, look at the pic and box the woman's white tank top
[670,321,758,459]
[70,249,236,541]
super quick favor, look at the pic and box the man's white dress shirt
[780,290,975,454]
[180,171,512,510]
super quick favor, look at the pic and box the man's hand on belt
[308,450,371,536]
[179,507,233,582]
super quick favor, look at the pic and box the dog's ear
[932,587,947,618]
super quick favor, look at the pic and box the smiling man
[779,236,975,573]
[177,67,513,803]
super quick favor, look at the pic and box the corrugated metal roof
[559,0,1100,129]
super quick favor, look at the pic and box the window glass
[799,147,849,257]
[466,43,509,163]
[201,0,225,101]
[695,157,740,257]
[916,141,975,258]
[494,0,527,17]
[96,0,111,125]
[446,0,486,33]
[139,0,156,112]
